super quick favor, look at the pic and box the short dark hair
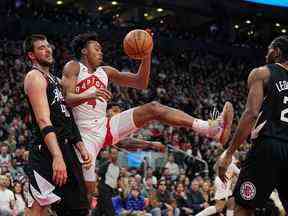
[71,33,99,60]
[270,35,288,61]
[23,34,47,54]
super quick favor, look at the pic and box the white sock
[195,206,217,216]
[226,209,234,216]
[192,119,209,134]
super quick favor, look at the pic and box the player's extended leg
[133,101,234,145]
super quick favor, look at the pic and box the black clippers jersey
[27,68,80,146]
[255,64,288,141]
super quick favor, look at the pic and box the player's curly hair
[71,33,99,60]
[270,35,288,61]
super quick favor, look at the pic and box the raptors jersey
[72,62,108,139]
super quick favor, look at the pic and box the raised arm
[62,60,111,105]
[103,55,152,90]
[24,70,67,186]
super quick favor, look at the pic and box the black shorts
[234,136,288,209]
[27,140,89,211]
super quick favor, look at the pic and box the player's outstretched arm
[218,67,270,182]
[24,70,67,186]
[62,60,112,105]
[103,54,152,90]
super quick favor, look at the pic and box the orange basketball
[123,29,153,60]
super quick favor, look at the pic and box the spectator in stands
[13,181,26,216]
[187,179,209,214]
[0,175,15,215]
[165,154,179,181]
[200,181,213,205]
[112,191,128,216]
[165,155,180,181]
[125,186,146,213]
[0,117,8,141]
[11,148,25,175]
[140,156,149,178]
[156,179,172,212]
[0,144,12,170]
[173,182,193,216]
[97,148,120,216]
[144,167,158,186]
[161,167,171,182]
[142,176,156,198]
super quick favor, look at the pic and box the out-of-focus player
[196,157,240,216]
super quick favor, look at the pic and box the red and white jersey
[72,62,108,138]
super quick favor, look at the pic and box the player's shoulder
[63,60,80,74]
[24,70,48,93]
[65,59,80,67]
[249,65,271,80]
[24,69,46,83]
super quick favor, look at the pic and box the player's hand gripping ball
[123,29,153,60]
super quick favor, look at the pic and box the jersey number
[280,96,288,123]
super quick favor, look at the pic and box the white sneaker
[207,102,234,145]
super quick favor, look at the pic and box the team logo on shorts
[240,181,256,200]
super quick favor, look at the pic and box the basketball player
[218,35,288,215]
[23,34,92,216]
[61,32,234,199]
[196,157,240,216]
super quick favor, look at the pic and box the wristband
[41,125,55,139]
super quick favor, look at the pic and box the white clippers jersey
[72,62,108,137]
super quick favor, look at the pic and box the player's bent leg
[132,101,234,145]
[109,103,197,145]
[108,101,234,145]
[133,101,196,128]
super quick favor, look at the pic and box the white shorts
[214,176,233,201]
[78,108,138,182]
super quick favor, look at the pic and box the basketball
[123,29,153,60]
